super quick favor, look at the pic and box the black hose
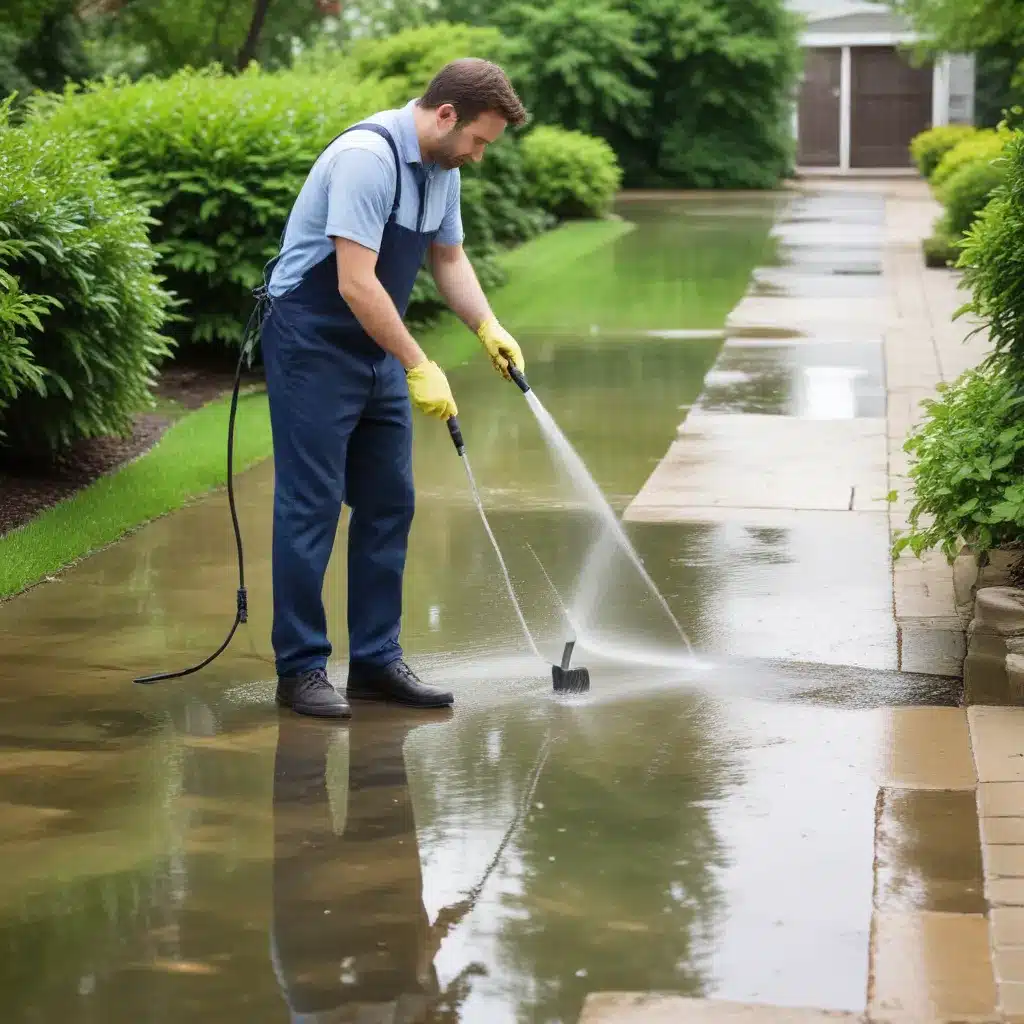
[134,307,262,685]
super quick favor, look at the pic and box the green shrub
[909,124,978,179]
[931,127,1010,187]
[958,129,1024,368]
[0,105,172,457]
[893,359,1024,563]
[520,126,622,218]
[938,156,1008,236]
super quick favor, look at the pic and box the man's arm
[428,241,492,332]
[326,144,425,369]
[335,237,425,369]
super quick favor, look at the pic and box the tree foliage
[86,0,330,77]
[887,0,1024,124]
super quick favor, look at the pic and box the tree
[500,0,653,140]
[0,0,95,101]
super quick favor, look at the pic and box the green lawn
[0,217,633,599]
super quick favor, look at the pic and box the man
[261,59,528,720]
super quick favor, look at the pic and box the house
[788,0,975,170]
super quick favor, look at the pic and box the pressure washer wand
[507,363,530,394]
[447,415,465,456]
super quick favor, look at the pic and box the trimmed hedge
[914,124,1013,267]
[910,124,977,179]
[932,128,1009,187]
[938,157,1008,237]
[520,126,622,218]
[0,103,173,457]
[959,129,1024,369]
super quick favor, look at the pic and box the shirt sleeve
[435,171,464,246]
[324,144,396,253]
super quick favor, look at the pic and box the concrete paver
[868,912,998,1022]
[879,707,976,790]
[625,412,888,522]
[578,995,862,1023]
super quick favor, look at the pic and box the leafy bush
[893,359,1024,562]
[938,156,1007,236]
[520,126,622,218]
[910,124,978,179]
[958,129,1024,368]
[0,104,172,456]
[931,127,1009,187]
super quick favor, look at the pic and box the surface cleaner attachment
[552,639,591,694]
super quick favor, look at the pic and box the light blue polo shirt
[268,99,464,298]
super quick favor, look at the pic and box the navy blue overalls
[259,123,435,678]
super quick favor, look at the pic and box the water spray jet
[448,368,591,695]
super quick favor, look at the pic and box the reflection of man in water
[271,712,473,1022]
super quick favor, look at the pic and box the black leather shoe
[346,659,454,708]
[276,668,351,719]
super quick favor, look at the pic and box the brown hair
[418,59,528,128]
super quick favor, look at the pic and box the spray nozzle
[507,363,530,394]
[447,415,465,456]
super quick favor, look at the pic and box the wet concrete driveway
[0,194,974,1023]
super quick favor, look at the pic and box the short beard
[433,128,466,170]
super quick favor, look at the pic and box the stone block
[954,550,1023,629]
[971,587,1024,639]
[980,783,1024,818]
[968,708,1024,783]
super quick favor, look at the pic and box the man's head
[415,59,528,170]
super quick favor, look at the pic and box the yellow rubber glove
[476,315,525,380]
[406,360,457,419]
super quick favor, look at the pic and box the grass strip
[0,390,271,599]
[0,217,632,599]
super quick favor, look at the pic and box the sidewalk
[600,179,1024,1022]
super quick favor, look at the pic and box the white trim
[932,55,951,127]
[803,30,920,47]
[839,46,852,170]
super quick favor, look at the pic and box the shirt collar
[396,99,427,167]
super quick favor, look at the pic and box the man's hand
[476,316,524,380]
[406,360,457,419]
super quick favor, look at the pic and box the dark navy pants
[261,304,414,677]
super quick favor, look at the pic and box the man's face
[432,106,507,169]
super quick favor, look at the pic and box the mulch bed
[0,361,263,538]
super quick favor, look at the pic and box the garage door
[850,46,933,168]
[797,48,842,166]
